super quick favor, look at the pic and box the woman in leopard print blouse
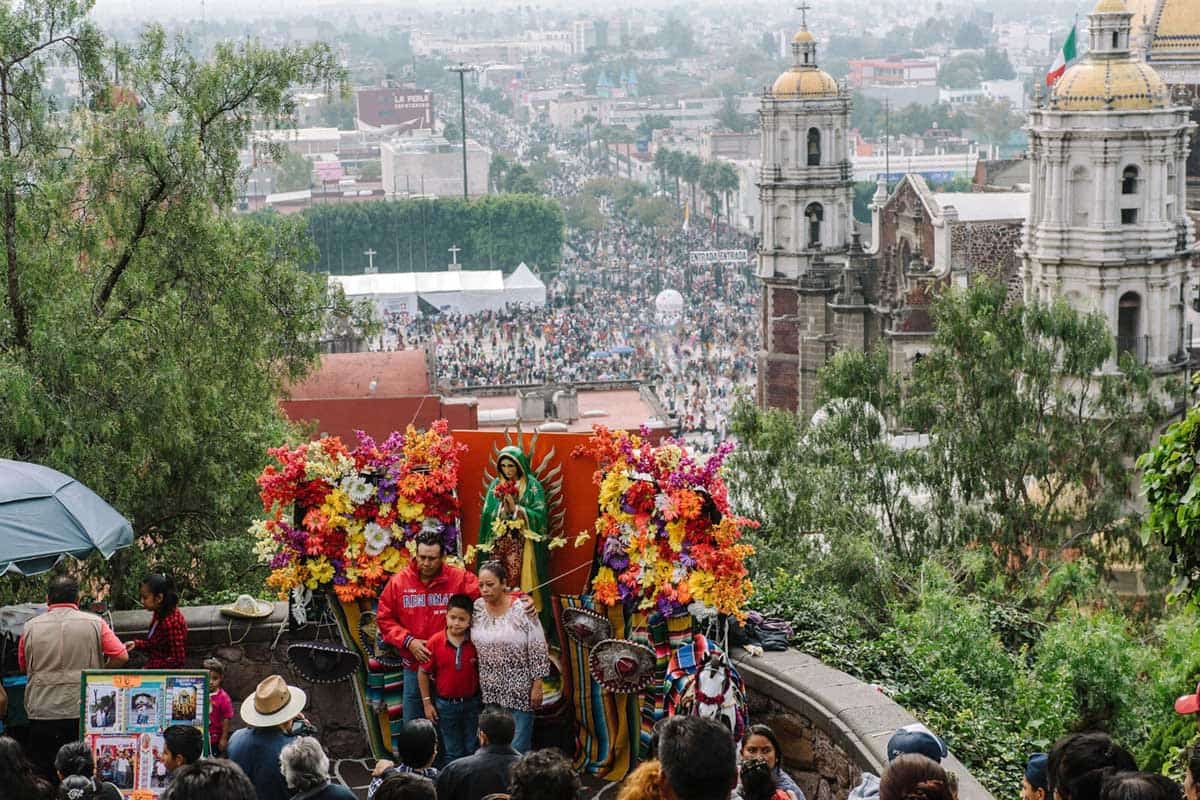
[471,560,550,753]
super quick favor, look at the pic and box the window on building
[1112,31,1119,48]
[1117,292,1141,359]
[805,202,823,247]
[1121,165,1139,194]
[1121,208,1138,224]
[807,128,821,166]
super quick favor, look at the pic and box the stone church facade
[757,0,1196,417]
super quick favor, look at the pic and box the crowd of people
[5,536,1200,800]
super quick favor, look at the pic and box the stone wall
[111,603,368,759]
[733,649,993,800]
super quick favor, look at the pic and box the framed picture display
[80,670,210,799]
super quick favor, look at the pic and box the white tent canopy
[502,262,547,308]
[331,267,546,318]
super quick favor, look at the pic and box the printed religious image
[94,735,138,790]
[167,676,204,726]
[86,685,120,733]
[141,733,170,790]
[126,688,161,732]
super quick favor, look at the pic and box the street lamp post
[446,63,477,199]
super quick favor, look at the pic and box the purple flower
[376,480,398,504]
[270,552,293,568]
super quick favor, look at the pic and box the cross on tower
[363,248,377,272]
[448,245,461,266]
[796,1,811,28]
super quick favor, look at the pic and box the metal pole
[446,63,476,199]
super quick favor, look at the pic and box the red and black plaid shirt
[135,606,188,668]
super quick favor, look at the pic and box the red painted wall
[281,397,478,443]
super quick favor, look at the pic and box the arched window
[1121,165,1139,194]
[805,202,823,247]
[774,204,791,249]
[778,128,791,167]
[1117,292,1141,358]
[1069,166,1090,226]
[1112,31,1118,48]
[807,128,821,166]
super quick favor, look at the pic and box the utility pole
[446,63,477,199]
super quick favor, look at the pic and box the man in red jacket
[377,528,481,723]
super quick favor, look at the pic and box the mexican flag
[1046,24,1077,86]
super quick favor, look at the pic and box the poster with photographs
[80,670,210,799]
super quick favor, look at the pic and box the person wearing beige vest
[19,575,128,782]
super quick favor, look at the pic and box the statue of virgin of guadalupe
[478,446,551,629]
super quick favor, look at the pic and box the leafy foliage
[0,0,348,607]
[298,194,564,274]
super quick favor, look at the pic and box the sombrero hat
[220,594,275,619]
[561,607,614,649]
[357,611,407,668]
[287,641,361,684]
[589,638,659,694]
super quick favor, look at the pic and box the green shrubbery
[732,282,1200,799]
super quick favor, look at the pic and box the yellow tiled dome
[1091,0,1129,13]
[793,29,814,43]
[772,67,839,98]
[1051,58,1167,109]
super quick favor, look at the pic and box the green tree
[653,146,671,191]
[980,47,1016,80]
[358,160,381,182]
[442,119,461,144]
[273,149,313,192]
[904,281,1166,578]
[681,153,703,213]
[971,97,1023,146]
[665,148,685,201]
[716,94,753,132]
[938,53,982,88]
[636,113,671,138]
[0,0,348,604]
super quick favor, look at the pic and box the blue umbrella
[588,350,611,359]
[611,345,635,355]
[0,460,134,576]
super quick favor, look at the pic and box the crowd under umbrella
[0,459,133,576]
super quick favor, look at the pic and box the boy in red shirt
[418,593,480,764]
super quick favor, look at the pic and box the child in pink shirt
[205,657,234,755]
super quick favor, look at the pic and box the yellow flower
[666,520,687,552]
[462,545,478,565]
[598,471,632,513]
[548,536,568,550]
[320,488,353,520]
[380,546,405,573]
[574,531,591,547]
[305,557,335,588]
[396,498,426,522]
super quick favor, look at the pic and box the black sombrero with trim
[561,607,614,649]
[287,641,362,684]
[589,638,659,694]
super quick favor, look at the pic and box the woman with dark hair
[1048,733,1138,800]
[55,742,121,800]
[1099,773,1182,800]
[368,719,439,800]
[738,724,805,800]
[0,735,54,800]
[1185,746,1200,800]
[471,560,549,753]
[740,759,789,800]
[125,573,188,668]
[879,754,955,800]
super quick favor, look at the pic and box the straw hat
[221,594,274,619]
[239,675,307,727]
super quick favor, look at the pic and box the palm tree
[700,161,721,226]
[665,149,684,203]
[681,153,703,215]
[579,114,597,163]
[653,147,670,192]
[717,161,740,229]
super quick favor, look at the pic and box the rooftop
[286,350,430,400]
[931,191,1029,221]
[472,389,659,432]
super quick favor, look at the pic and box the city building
[355,85,435,134]
[573,19,597,55]
[1128,0,1200,207]
[848,57,939,88]
[1024,0,1195,371]
[755,20,871,414]
[380,133,489,198]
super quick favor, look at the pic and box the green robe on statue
[478,446,553,634]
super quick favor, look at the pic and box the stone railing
[110,604,994,797]
[734,648,993,800]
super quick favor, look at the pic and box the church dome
[793,29,814,43]
[1051,57,1168,110]
[772,67,839,98]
